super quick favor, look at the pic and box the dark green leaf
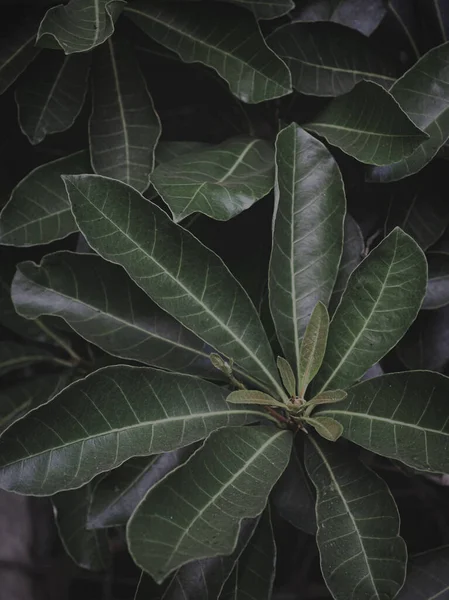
[127,426,292,582]
[53,483,111,571]
[269,124,345,382]
[0,366,265,495]
[305,81,428,166]
[368,42,449,182]
[151,137,274,222]
[299,302,329,397]
[313,228,427,393]
[64,175,285,399]
[0,151,90,246]
[319,371,449,473]
[219,506,276,600]
[423,251,449,310]
[221,0,294,20]
[37,0,124,54]
[305,436,406,600]
[0,19,40,95]
[268,21,396,97]
[124,1,292,104]
[12,251,221,379]
[90,32,161,192]
[329,214,364,314]
[397,546,449,599]
[15,50,90,145]
[277,356,296,397]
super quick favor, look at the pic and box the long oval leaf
[269,124,345,382]
[0,366,266,495]
[299,302,329,396]
[313,228,427,394]
[268,21,396,97]
[15,50,90,145]
[0,151,89,246]
[12,251,220,379]
[319,370,449,473]
[64,174,285,398]
[124,1,292,104]
[305,81,428,166]
[90,32,161,192]
[127,426,292,582]
[0,19,40,95]
[305,436,407,600]
[151,137,275,223]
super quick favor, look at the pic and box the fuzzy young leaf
[299,302,330,396]
[0,19,40,95]
[305,81,428,165]
[0,366,266,495]
[308,389,347,407]
[15,50,90,145]
[64,174,284,399]
[90,32,161,192]
[313,228,427,394]
[306,416,343,441]
[319,371,449,473]
[0,151,90,246]
[12,251,220,379]
[268,21,396,97]
[305,436,407,600]
[124,1,291,104]
[277,356,296,397]
[127,426,292,582]
[53,484,111,571]
[269,124,345,383]
[37,0,124,54]
[151,137,274,222]
[226,390,285,408]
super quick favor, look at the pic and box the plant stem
[36,320,81,363]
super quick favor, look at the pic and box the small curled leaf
[277,356,296,397]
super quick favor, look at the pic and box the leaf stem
[35,320,81,363]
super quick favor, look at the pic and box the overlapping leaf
[222,0,294,20]
[397,546,449,599]
[305,81,428,165]
[313,228,427,393]
[369,41,449,182]
[151,137,275,222]
[127,426,292,582]
[90,32,161,192]
[422,251,449,309]
[53,484,111,571]
[268,21,396,97]
[37,0,124,54]
[15,50,90,145]
[0,366,266,495]
[319,371,449,473]
[305,436,407,600]
[12,251,222,379]
[64,175,285,398]
[0,151,90,246]
[124,1,292,104]
[269,124,345,379]
[0,19,40,95]
[0,341,55,376]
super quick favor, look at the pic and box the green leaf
[221,0,294,20]
[12,251,221,379]
[0,151,90,246]
[267,21,396,97]
[313,228,427,393]
[53,483,111,571]
[269,124,345,388]
[0,366,265,495]
[155,141,212,164]
[127,425,292,582]
[15,50,90,145]
[306,416,343,441]
[276,356,296,397]
[305,436,407,600]
[124,1,292,104]
[37,0,125,54]
[0,341,56,376]
[397,546,449,599]
[305,81,428,166]
[226,390,285,408]
[308,389,347,406]
[88,449,192,529]
[219,506,276,600]
[319,370,449,473]
[90,32,161,192]
[368,42,449,182]
[151,137,274,223]
[423,251,449,309]
[329,214,364,314]
[0,19,40,95]
[64,174,285,399]
[299,302,330,397]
